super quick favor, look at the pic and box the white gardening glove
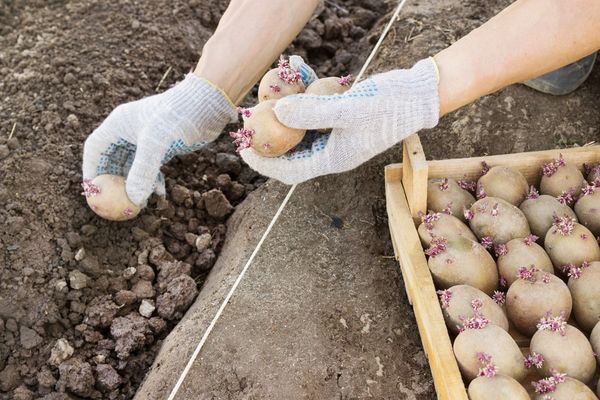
[82,74,238,206]
[240,58,440,184]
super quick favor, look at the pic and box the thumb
[273,93,350,131]
[125,136,165,207]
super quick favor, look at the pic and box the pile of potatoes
[229,55,352,157]
[421,156,600,399]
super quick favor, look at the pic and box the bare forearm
[195,0,320,104]
[435,0,600,116]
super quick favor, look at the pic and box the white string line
[167,2,408,398]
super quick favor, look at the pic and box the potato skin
[531,324,596,383]
[305,77,350,96]
[468,375,529,400]
[428,237,498,295]
[569,262,600,332]
[540,163,586,198]
[533,377,598,400]
[417,213,477,247]
[468,197,531,245]
[519,195,577,240]
[497,237,554,286]
[243,100,306,157]
[85,175,141,221]
[591,321,600,363]
[588,165,600,184]
[477,166,528,206]
[441,285,508,335]
[506,274,572,336]
[427,178,476,221]
[453,325,526,382]
[574,190,600,236]
[257,68,305,102]
[544,222,600,271]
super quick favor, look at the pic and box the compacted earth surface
[0,1,387,399]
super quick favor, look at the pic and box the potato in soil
[257,69,305,102]
[453,324,526,382]
[530,323,596,383]
[574,184,600,236]
[427,178,475,222]
[305,76,351,96]
[467,197,530,245]
[520,192,578,240]
[438,285,508,335]
[539,155,586,198]
[468,375,529,400]
[82,175,141,221]
[568,261,600,332]
[241,100,306,157]
[417,211,477,247]
[427,236,498,295]
[477,165,528,206]
[533,377,598,400]
[496,236,553,286]
[506,268,571,336]
[544,215,600,272]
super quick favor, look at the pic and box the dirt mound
[0,1,386,398]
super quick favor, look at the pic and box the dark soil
[0,1,386,399]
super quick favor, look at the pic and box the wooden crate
[384,134,600,400]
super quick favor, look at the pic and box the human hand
[82,74,237,206]
[241,58,440,184]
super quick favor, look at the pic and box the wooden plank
[402,135,429,223]
[385,166,468,400]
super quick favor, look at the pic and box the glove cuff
[409,58,441,130]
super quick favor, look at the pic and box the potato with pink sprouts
[427,178,476,222]
[574,181,600,236]
[568,261,600,332]
[519,188,578,240]
[305,75,352,96]
[496,236,554,287]
[437,285,508,335]
[477,165,529,206]
[468,374,529,400]
[231,100,306,157]
[426,236,498,295]
[466,197,530,245]
[544,215,600,272]
[506,265,571,336]
[82,175,141,221]
[530,315,596,383]
[417,211,477,247]
[539,154,586,200]
[257,57,305,102]
[532,374,598,400]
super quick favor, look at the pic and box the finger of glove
[289,55,318,87]
[125,134,166,207]
[82,124,121,180]
[274,93,355,131]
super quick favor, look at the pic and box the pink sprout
[517,265,540,282]
[476,352,498,378]
[437,289,453,309]
[537,312,567,336]
[262,143,272,150]
[491,203,499,217]
[463,207,474,221]
[123,208,133,216]
[492,291,505,306]
[494,244,508,257]
[557,188,576,205]
[229,128,254,152]
[526,186,540,200]
[499,275,507,288]
[567,261,591,279]
[480,161,490,176]
[551,215,575,236]
[419,210,441,231]
[81,179,101,198]
[524,352,545,369]
[237,107,252,118]
[480,236,493,250]
[438,178,449,191]
[441,202,453,215]
[269,84,281,93]
[457,179,477,192]
[532,369,566,394]
[476,183,487,199]
[277,56,302,84]
[542,154,566,177]
[581,233,588,240]
[337,74,353,86]
[471,298,483,312]
[581,183,596,196]
[523,234,539,246]
[542,273,551,283]
[425,236,447,257]
[459,299,490,332]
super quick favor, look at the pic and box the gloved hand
[240,57,440,185]
[82,74,238,206]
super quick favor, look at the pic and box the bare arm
[194,0,321,104]
[435,0,600,116]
